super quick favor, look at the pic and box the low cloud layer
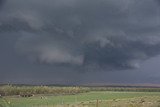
[15,34,84,65]
[0,0,160,73]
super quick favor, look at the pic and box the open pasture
[1,91,160,107]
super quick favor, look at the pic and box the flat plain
[1,90,160,107]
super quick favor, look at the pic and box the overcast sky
[0,0,160,85]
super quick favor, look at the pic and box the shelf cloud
[0,0,160,84]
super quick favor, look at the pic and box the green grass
[1,91,160,107]
[72,96,160,107]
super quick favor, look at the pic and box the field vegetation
[0,85,160,107]
[0,85,89,96]
[1,85,160,96]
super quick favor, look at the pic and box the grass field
[0,91,160,107]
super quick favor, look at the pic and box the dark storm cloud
[0,0,4,5]
[155,0,160,5]
[0,0,5,9]
[0,0,160,72]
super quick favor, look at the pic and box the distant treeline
[0,85,89,96]
[0,85,160,96]
[90,87,160,92]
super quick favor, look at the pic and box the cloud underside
[1,0,160,71]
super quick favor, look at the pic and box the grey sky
[0,0,160,85]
